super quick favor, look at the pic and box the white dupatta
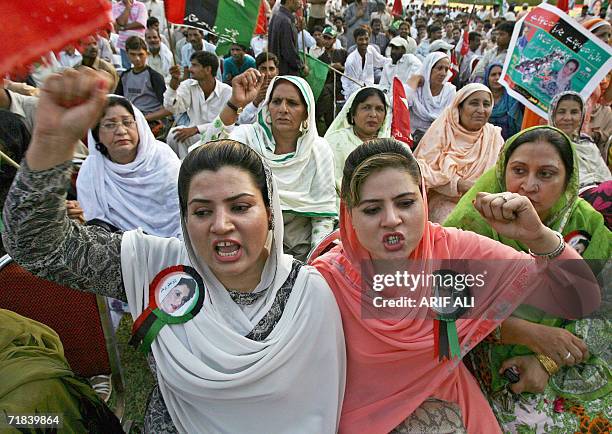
[410,52,456,125]
[229,76,337,218]
[77,103,182,238]
[120,145,345,433]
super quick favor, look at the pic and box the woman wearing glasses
[77,96,182,239]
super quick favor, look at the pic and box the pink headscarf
[414,83,505,197]
[312,143,591,433]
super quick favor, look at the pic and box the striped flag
[165,0,262,55]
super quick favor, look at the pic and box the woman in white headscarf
[2,70,346,434]
[202,71,337,261]
[405,52,456,145]
[324,86,391,195]
[77,96,182,238]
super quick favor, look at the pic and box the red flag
[460,29,470,56]
[391,77,414,149]
[556,0,569,12]
[0,0,111,77]
[254,0,268,35]
[392,0,403,18]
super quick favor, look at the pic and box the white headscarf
[324,86,392,189]
[229,76,337,218]
[120,143,346,433]
[410,52,456,125]
[77,101,182,238]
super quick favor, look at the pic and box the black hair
[370,17,382,26]
[468,31,481,43]
[427,24,442,35]
[125,36,148,52]
[496,21,516,36]
[178,140,270,216]
[505,128,574,184]
[255,51,278,69]
[313,25,324,33]
[146,16,159,28]
[91,96,136,159]
[174,277,197,300]
[565,59,580,70]
[347,87,387,125]
[190,51,220,76]
[353,27,369,41]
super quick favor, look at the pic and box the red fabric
[0,0,111,77]
[460,29,470,56]
[0,261,111,377]
[164,0,188,23]
[391,77,414,148]
[556,0,570,13]
[392,0,403,18]
[254,0,267,35]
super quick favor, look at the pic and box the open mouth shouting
[213,239,243,262]
[382,232,405,251]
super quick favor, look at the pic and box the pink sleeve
[446,228,601,319]
[135,3,148,26]
[111,3,123,20]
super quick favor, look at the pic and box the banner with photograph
[500,3,612,119]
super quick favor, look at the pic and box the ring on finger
[564,352,572,360]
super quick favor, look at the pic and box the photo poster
[500,2,612,119]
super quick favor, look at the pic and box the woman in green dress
[444,126,611,433]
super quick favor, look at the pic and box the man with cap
[316,26,348,133]
[379,36,422,97]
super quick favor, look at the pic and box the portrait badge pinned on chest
[430,269,472,362]
[564,230,591,257]
[129,265,205,353]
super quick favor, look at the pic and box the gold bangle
[535,353,559,376]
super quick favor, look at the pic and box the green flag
[165,0,262,57]
[303,53,330,101]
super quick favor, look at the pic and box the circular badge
[130,265,205,352]
[564,230,591,257]
[430,269,471,319]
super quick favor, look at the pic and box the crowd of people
[0,0,611,432]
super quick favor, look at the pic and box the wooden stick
[165,19,178,66]
[0,149,20,169]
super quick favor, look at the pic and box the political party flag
[556,0,569,13]
[0,0,111,77]
[304,53,330,101]
[392,0,403,18]
[165,0,261,55]
[254,0,268,35]
[391,77,413,149]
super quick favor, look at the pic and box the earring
[265,112,272,124]
[301,119,309,131]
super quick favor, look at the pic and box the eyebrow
[508,161,560,170]
[358,192,417,205]
[188,193,255,205]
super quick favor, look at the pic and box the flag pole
[165,19,177,66]
[0,149,20,169]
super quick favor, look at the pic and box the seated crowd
[0,0,610,432]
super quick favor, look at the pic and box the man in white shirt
[145,28,173,78]
[250,34,268,57]
[59,46,83,69]
[164,51,232,158]
[342,28,389,98]
[379,36,422,98]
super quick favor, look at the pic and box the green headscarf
[0,309,122,433]
[444,125,611,262]
[444,126,611,401]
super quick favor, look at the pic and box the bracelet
[528,230,565,259]
[535,353,559,376]
[226,100,242,114]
